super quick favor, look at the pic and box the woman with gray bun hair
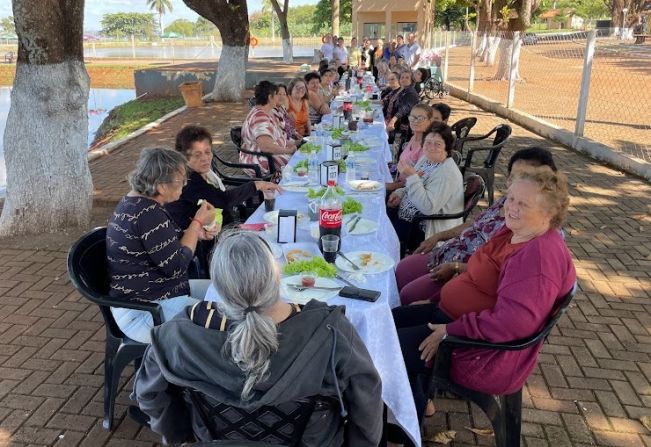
[133,230,384,446]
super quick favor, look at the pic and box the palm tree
[147,0,173,36]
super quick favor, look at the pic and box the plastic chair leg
[502,390,522,447]
[104,344,145,430]
[486,171,495,206]
[102,340,119,429]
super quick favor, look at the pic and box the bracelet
[454,262,460,273]
[191,218,203,229]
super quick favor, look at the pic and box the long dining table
[205,106,422,446]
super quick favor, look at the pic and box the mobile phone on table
[338,286,381,302]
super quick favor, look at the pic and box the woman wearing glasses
[385,70,420,142]
[106,148,219,343]
[386,104,435,192]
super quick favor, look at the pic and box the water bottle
[345,154,357,183]
[308,152,319,185]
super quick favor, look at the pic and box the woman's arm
[256,135,294,155]
[308,91,331,115]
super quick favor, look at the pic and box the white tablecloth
[205,117,422,446]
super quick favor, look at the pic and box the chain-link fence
[431,30,651,164]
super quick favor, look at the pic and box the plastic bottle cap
[327,180,336,186]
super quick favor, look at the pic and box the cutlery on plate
[347,216,362,233]
[336,274,358,288]
[337,251,361,271]
[287,284,343,292]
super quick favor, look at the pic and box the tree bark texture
[270,0,293,63]
[183,0,249,102]
[0,0,92,236]
[332,0,340,36]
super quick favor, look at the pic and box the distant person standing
[333,37,348,75]
[361,38,374,71]
[319,34,334,62]
[348,37,362,68]
[395,34,409,60]
[406,32,422,69]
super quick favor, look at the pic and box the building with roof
[351,0,434,45]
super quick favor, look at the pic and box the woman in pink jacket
[387,165,576,446]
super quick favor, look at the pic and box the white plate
[263,210,307,224]
[309,218,377,238]
[335,251,395,274]
[281,276,342,304]
[347,180,382,192]
[282,242,322,263]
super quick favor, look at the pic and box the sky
[0,0,319,33]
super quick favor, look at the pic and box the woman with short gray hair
[106,147,218,344]
[133,230,384,446]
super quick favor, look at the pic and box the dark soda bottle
[319,180,342,261]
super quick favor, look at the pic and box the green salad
[330,128,346,140]
[299,142,320,154]
[343,141,369,152]
[343,197,363,215]
[293,159,308,172]
[337,159,347,173]
[306,186,345,199]
[355,100,370,109]
[283,256,337,278]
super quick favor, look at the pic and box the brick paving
[0,89,650,446]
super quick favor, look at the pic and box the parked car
[522,33,539,45]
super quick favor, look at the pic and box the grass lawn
[91,96,184,148]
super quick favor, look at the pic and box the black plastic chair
[460,124,512,206]
[67,227,162,430]
[450,117,478,154]
[428,284,577,447]
[230,126,279,176]
[404,175,485,255]
[185,389,335,446]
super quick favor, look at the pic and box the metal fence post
[443,31,449,81]
[506,31,520,108]
[131,35,136,59]
[468,31,477,93]
[575,30,597,137]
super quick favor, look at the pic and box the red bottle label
[319,209,342,229]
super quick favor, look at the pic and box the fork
[287,284,343,292]
[337,251,361,271]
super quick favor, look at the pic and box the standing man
[395,35,408,60]
[333,37,349,75]
[319,34,334,62]
[406,32,422,69]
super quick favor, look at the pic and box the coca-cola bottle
[319,180,342,262]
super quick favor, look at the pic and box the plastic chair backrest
[230,126,243,149]
[451,117,478,142]
[68,226,125,339]
[186,389,324,447]
[483,124,512,168]
[463,175,486,216]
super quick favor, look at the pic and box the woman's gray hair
[128,147,187,197]
[210,230,281,400]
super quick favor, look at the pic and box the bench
[4,52,14,63]
[634,34,650,44]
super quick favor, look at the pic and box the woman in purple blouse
[395,147,558,305]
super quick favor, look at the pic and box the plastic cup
[320,234,340,263]
[263,190,276,212]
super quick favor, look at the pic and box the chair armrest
[440,333,547,351]
[237,148,278,174]
[213,154,263,178]
[462,127,497,143]
[413,211,465,223]
[95,296,163,326]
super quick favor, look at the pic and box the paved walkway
[0,92,650,446]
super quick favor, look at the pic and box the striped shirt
[107,196,192,302]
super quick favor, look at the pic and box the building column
[385,10,392,40]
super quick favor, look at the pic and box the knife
[336,274,358,288]
[286,284,343,291]
[337,251,361,271]
[348,215,362,233]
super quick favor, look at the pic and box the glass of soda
[263,190,276,212]
[320,235,340,263]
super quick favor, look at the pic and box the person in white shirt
[395,35,409,60]
[319,34,334,61]
[406,32,422,68]
[332,37,348,75]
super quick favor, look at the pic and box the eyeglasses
[408,115,428,123]
[168,179,188,187]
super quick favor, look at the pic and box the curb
[446,83,651,182]
[86,92,212,163]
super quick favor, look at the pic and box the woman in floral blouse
[395,147,558,305]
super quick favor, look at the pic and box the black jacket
[166,170,257,228]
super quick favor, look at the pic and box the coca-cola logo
[320,209,342,228]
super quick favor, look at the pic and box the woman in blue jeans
[106,147,219,343]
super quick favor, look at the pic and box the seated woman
[287,78,311,137]
[273,84,300,144]
[166,125,280,229]
[305,72,331,125]
[387,124,464,249]
[385,70,420,141]
[133,231,383,446]
[387,166,575,445]
[240,81,296,177]
[413,68,431,97]
[431,102,451,124]
[381,71,400,104]
[375,60,390,88]
[386,103,435,192]
[319,69,336,101]
[396,147,558,305]
[106,148,217,344]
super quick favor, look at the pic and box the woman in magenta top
[387,166,576,445]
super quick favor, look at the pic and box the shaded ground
[0,90,650,446]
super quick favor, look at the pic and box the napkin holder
[325,145,342,161]
[320,161,339,186]
[276,210,297,244]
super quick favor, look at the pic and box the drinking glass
[320,235,340,263]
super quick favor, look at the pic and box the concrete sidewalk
[0,93,649,446]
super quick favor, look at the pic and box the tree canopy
[100,12,157,39]
[312,0,351,34]
[164,19,194,36]
[250,4,321,37]
[0,16,15,34]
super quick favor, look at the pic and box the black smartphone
[338,286,381,302]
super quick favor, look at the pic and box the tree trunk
[0,0,92,236]
[492,35,512,79]
[332,0,340,36]
[270,0,293,63]
[183,0,249,102]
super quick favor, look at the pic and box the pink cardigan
[446,228,576,395]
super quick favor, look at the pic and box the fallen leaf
[465,426,495,437]
[425,430,456,444]
[600,225,607,229]
[640,416,651,432]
